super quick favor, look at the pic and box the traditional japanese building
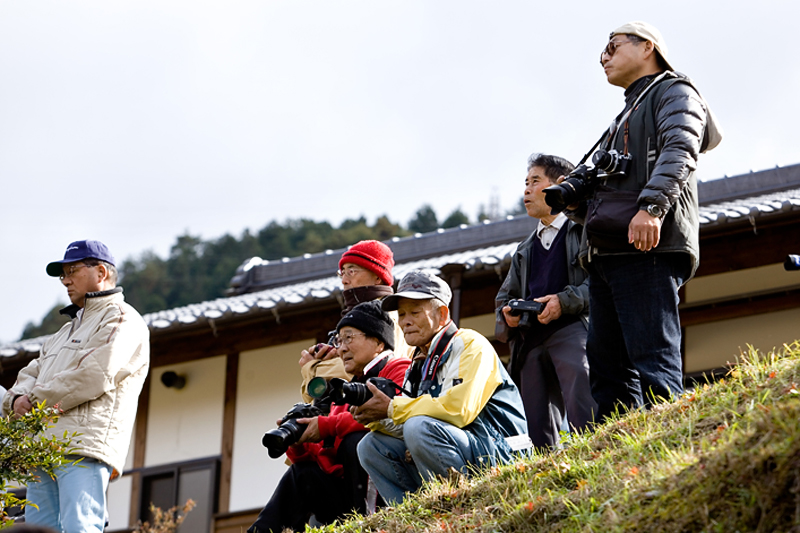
[2,164,799,532]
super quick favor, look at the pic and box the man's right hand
[13,395,33,418]
[502,306,521,328]
[298,343,338,366]
[351,382,391,425]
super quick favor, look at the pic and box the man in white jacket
[2,240,150,533]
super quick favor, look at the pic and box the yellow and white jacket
[375,326,529,465]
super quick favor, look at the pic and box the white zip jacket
[2,288,150,474]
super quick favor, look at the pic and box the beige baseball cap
[611,21,674,71]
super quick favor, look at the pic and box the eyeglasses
[337,266,367,279]
[59,263,92,280]
[600,38,635,62]
[333,332,366,348]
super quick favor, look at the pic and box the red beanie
[339,240,395,286]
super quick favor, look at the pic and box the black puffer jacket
[571,71,720,279]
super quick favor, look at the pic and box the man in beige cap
[564,22,721,422]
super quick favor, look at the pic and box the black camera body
[262,402,326,459]
[543,149,633,214]
[507,299,545,329]
[785,255,800,271]
[592,148,633,176]
[313,377,399,407]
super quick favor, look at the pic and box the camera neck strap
[408,321,459,397]
[604,71,674,158]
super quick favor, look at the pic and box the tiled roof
[698,186,800,227]
[0,241,522,358]
[3,165,800,359]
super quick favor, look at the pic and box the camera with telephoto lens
[507,299,546,329]
[543,149,633,214]
[786,255,800,271]
[261,402,326,459]
[307,376,400,407]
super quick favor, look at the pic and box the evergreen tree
[408,205,439,233]
[506,197,527,216]
[17,204,482,338]
[442,208,470,228]
[20,303,70,340]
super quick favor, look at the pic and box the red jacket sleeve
[380,357,412,387]
[316,404,365,440]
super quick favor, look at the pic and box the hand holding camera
[298,331,338,366]
[350,381,394,425]
[262,402,327,458]
[504,299,546,329]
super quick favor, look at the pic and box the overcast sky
[1,0,798,343]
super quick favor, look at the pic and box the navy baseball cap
[381,270,452,311]
[46,240,116,277]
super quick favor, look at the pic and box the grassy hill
[311,341,800,533]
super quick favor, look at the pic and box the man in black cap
[2,240,150,533]
[353,271,530,505]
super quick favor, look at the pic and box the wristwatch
[644,204,666,218]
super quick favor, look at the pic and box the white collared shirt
[536,213,568,250]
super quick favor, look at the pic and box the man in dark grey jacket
[568,21,721,421]
[496,153,596,449]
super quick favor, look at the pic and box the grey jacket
[494,220,589,347]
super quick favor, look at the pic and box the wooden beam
[129,374,151,526]
[217,353,239,514]
[696,217,800,277]
[680,288,800,327]
[441,264,466,324]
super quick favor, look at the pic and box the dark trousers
[586,253,691,421]
[518,321,596,449]
[248,431,370,533]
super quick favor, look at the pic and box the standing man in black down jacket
[565,21,722,421]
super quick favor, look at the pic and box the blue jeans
[586,253,691,421]
[25,457,112,533]
[357,416,476,505]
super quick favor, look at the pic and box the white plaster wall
[106,423,136,530]
[684,263,799,304]
[685,308,800,373]
[145,356,226,467]
[106,475,133,531]
[460,312,497,339]
[229,339,314,512]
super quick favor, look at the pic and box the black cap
[336,300,395,351]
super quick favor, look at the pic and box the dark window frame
[134,455,220,532]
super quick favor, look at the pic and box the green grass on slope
[310,341,800,533]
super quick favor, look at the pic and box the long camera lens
[261,402,323,458]
[329,378,373,406]
[262,418,308,459]
[543,165,595,214]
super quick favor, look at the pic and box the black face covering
[341,285,394,314]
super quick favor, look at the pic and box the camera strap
[585,71,674,164]
[408,321,459,397]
